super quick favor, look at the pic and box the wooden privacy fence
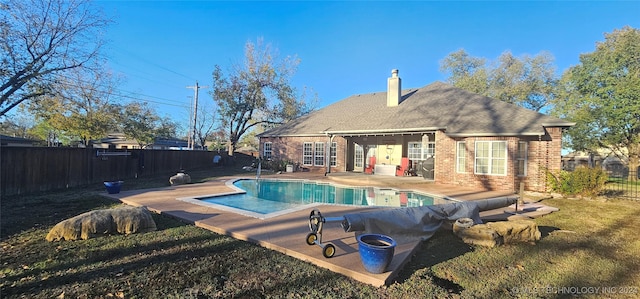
[1,147,215,196]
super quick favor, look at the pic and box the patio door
[354,144,364,172]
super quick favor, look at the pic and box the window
[330,142,337,166]
[516,141,527,176]
[456,142,466,173]
[302,141,333,167]
[303,142,313,166]
[408,141,434,161]
[355,144,364,168]
[474,141,507,175]
[408,142,422,161]
[314,142,325,166]
[263,142,272,160]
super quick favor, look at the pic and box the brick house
[257,70,574,192]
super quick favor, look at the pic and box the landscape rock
[485,219,541,244]
[169,172,191,185]
[46,206,157,241]
[455,225,503,247]
[454,219,541,247]
[452,217,474,234]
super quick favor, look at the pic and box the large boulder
[454,219,541,247]
[46,206,157,241]
[485,220,541,244]
[169,172,191,185]
[455,224,504,247]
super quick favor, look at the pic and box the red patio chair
[364,156,376,174]
[396,157,410,176]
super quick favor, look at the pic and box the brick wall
[262,127,565,192]
[434,127,564,192]
[260,136,348,173]
[527,127,564,192]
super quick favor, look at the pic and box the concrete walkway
[103,172,535,287]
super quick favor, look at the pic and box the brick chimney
[387,69,401,107]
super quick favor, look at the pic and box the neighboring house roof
[93,134,189,148]
[259,81,574,137]
[0,134,38,147]
[153,137,188,148]
[95,133,139,146]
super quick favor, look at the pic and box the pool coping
[176,178,454,220]
[102,174,521,287]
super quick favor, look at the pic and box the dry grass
[2,169,639,298]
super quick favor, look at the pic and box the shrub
[261,158,295,172]
[546,167,608,197]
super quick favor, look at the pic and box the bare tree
[0,0,110,117]
[194,99,218,149]
[212,39,316,155]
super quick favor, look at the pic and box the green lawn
[2,170,639,298]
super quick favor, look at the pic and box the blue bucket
[357,234,397,274]
[104,181,124,194]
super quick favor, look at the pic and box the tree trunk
[227,140,236,156]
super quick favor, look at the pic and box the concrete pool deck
[103,172,548,287]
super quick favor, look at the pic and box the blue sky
[97,1,640,133]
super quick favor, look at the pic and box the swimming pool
[178,178,450,219]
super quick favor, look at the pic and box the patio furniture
[396,157,410,176]
[375,164,396,176]
[364,156,376,174]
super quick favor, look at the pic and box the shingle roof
[0,134,37,144]
[259,81,574,137]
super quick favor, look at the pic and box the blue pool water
[196,179,438,216]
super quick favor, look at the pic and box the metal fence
[605,170,639,200]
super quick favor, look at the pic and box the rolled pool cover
[340,196,518,243]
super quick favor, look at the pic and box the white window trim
[474,141,507,176]
[407,141,435,161]
[314,142,325,166]
[303,142,313,166]
[263,142,272,160]
[456,141,467,173]
[517,141,528,177]
[354,144,364,168]
[330,142,337,167]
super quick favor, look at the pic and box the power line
[40,76,191,109]
[106,46,196,82]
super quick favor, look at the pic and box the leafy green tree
[553,26,640,179]
[120,102,160,148]
[155,116,178,139]
[438,49,488,95]
[0,0,110,117]
[238,130,259,149]
[440,49,557,112]
[120,102,178,148]
[29,68,120,145]
[211,39,316,155]
[0,105,33,138]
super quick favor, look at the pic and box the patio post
[325,134,334,175]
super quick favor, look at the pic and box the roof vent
[387,69,401,107]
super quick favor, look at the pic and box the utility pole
[186,81,208,150]
[186,95,193,150]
